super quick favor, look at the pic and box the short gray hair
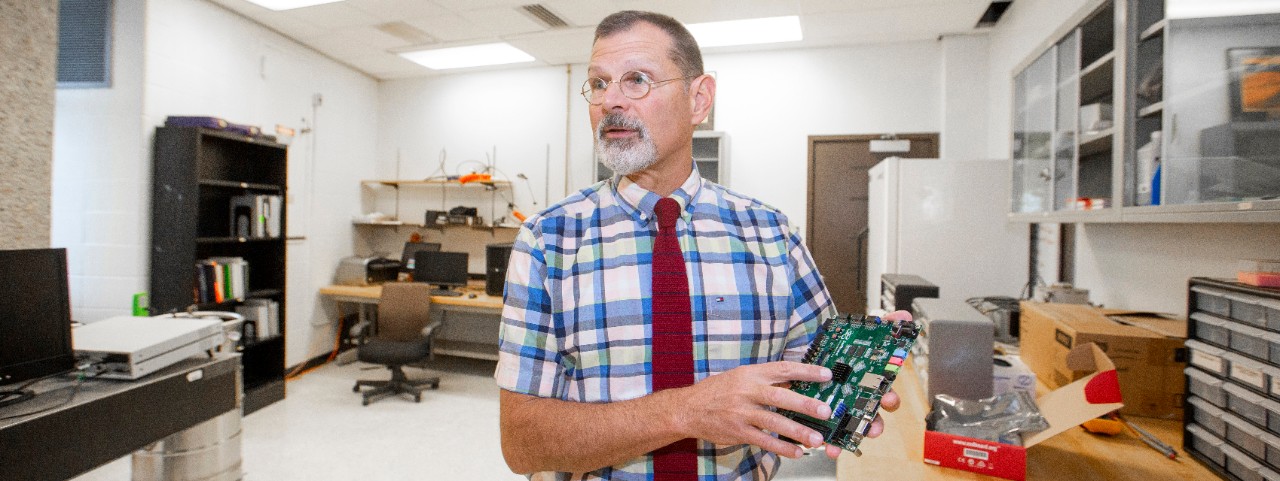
[594,10,704,80]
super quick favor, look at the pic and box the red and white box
[923,343,1123,481]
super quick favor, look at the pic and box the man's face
[588,23,695,177]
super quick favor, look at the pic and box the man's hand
[673,360,835,459]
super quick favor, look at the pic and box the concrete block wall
[0,1,57,250]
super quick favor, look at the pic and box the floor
[72,356,836,480]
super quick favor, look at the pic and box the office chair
[352,282,441,405]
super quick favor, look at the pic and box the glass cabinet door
[1012,49,1056,213]
[1162,14,1280,205]
[1055,31,1081,210]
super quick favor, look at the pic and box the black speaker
[486,243,514,297]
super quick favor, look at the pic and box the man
[495,10,904,480]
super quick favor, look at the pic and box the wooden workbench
[320,281,505,360]
[837,359,1216,480]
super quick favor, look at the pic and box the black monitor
[414,251,469,295]
[400,241,442,272]
[0,248,75,398]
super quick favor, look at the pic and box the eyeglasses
[580,71,693,105]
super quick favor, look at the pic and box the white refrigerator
[866,158,1029,312]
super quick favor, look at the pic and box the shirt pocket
[700,237,792,368]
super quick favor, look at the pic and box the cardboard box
[923,343,1123,480]
[1019,301,1187,419]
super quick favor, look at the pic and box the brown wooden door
[806,134,938,314]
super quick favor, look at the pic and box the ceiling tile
[281,2,383,29]
[346,0,449,22]
[507,28,595,65]
[403,12,485,43]
[456,6,546,37]
[306,27,409,52]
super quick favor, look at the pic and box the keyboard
[430,289,464,297]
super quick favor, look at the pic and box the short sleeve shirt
[495,168,837,480]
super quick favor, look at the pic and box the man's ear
[689,74,716,126]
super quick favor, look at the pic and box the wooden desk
[319,282,504,360]
[837,359,1216,481]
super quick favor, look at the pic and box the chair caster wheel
[362,398,370,406]
[352,385,360,393]
[414,394,422,402]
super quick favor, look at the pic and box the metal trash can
[131,409,243,481]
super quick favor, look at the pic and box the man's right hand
[670,361,834,458]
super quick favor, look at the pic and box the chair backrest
[376,282,434,342]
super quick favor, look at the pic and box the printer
[73,315,225,380]
[335,256,401,286]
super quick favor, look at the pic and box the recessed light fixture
[685,16,803,48]
[399,43,536,70]
[1167,0,1280,18]
[244,0,344,11]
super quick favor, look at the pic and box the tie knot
[655,198,680,230]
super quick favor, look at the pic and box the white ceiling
[206,0,1001,80]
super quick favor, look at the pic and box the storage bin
[1230,292,1270,329]
[1188,423,1227,468]
[1226,411,1268,460]
[1231,352,1274,393]
[1262,466,1280,481]
[1263,299,1280,332]
[1229,320,1273,361]
[1188,366,1229,407]
[1190,395,1228,437]
[1262,431,1280,472]
[1188,339,1231,376]
[1225,442,1267,481]
[1225,382,1271,428]
[1265,331,1280,365]
[1192,312,1233,347]
[1195,285,1235,317]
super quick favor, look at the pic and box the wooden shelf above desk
[837,359,1217,481]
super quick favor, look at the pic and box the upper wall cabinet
[1011,0,1280,223]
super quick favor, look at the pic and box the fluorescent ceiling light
[399,43,535,70]
[244,0,344,10]
[685,16,803,48]
[1168,0,1280,18]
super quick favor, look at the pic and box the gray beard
[595,113,657,177]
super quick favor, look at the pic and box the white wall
[52,0,148,322]
[562,42,945,233]
[940,34,991,160]
[987,0,1280,314]
[145,0,379,367]
[53,0,380,367]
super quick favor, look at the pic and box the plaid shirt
[495,168,836,481]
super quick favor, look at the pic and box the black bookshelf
[149,126,287,414]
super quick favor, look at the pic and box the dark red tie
[650,197,697,479]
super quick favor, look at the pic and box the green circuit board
[780,314,919,455]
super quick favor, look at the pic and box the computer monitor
[414,251,469,295]
[400,242,442,272]
[0,248,75,398]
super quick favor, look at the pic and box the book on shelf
[195,257,249,304]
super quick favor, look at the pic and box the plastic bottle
[1136,131,1162,206]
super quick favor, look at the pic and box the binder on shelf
[236,298,277,340]
[229,195,283,239]
[164,116,261,137]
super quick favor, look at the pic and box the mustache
[596,112,647,141]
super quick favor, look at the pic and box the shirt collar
[613,163,702,224]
